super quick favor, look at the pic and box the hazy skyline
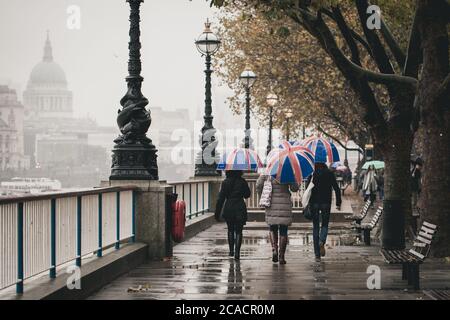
[0,0,240,128]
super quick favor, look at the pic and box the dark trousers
[364,193,376,207]
[269,225,288,236]
[311,204,331,258]
[227,222,244,236]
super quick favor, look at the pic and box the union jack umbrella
[266,143,315,184]
[217,148,263,172]
[303,137,340,164]
[278,140,301,149]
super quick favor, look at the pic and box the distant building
[0,85,30,171]
[23,32,73,119]
[150,107,194,181]
[17,32,111,187]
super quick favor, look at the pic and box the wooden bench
[380,221,438,290]
[423,290,450,300]
[345,200,371,232]
[360,206,383,245]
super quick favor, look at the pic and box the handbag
[302,180,315,221]
[303,204,313,221]
[302,180,315,208]
[259,176,273,208]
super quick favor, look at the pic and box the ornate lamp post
[194,20,221,177]
[285,109,294,141]
[110,0,158,180]
[266,93,278,156]
[239,69,257,149]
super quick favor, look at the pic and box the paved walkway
[89,222,450,300]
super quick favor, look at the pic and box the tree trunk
[417,0,450,257]
[378,129,414,249]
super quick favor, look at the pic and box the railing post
[196,183,199,217]
[189,184,192,219]
[115,191,120,250]
[76,196,82,267]
[50,198,56,278]
[97,193,103,258]
[202,182,205,214]
[17,202,24,294]
[208,182,212,211]
[131,190,136,243]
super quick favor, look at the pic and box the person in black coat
[215,171,251,260]
[306,163,342,261]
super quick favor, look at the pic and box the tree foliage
[215,6,371,147]
[211,0,450,254]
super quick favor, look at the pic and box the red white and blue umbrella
[303,137,340,164]
[278,140,301,149]
[266,143,315,184]
[217,148,263,171]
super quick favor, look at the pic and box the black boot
[227,231,235,257]
[279,236,288,265]
[269,231,279,263]
[234,233,243,260]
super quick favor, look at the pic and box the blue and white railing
[170,180,211,219]
[0,186,137,294]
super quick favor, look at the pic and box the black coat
[215,177,251,224]
[307,168,342,207]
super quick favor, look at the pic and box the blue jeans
[311,204,331,258]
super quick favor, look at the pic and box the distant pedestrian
[376,170,385,201]
[411,161,422,211]
[256,175,299,265]
[362,165,378,207]
[215,171,251,260]
[306,163,342,262]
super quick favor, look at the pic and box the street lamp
[194,19,221,177]
[110,0,158,181]
[285,109,294,141]
[266,93,278,156]
[240,68,257,149]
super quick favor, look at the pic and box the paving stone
[89,222,450,300]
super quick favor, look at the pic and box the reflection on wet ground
[90,222,450,300]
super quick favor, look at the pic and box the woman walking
[307,163,342,262]
[215,171,251,260]
[363,165,378,207]
[256,175,299,265]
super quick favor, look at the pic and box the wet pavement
[89,222,450,300]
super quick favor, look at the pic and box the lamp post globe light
[285,109,294,141]
[194,19,221,177]
[240,69,257,150]
[266,93,278,156]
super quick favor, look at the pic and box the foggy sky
[0,0,241,128]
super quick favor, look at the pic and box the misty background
[0,0,289,189]
[0,0,231,125]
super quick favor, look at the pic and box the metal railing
[0,186,137,294]
[245,177,307,211]
[170,180,211,219]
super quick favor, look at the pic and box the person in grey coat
[257,175,299,264]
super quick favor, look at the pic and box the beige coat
[256,175,299,226]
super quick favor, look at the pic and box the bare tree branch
[380,18,406,68]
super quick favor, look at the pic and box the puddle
[212,234,358,247]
